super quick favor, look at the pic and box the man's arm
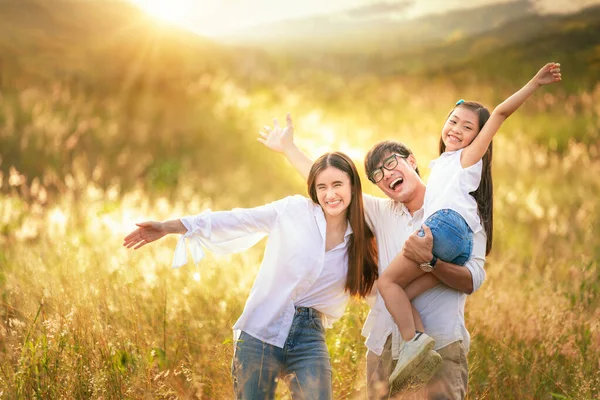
[258,114,313,180]
[401,225,486,294]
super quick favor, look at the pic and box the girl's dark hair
[441,101,493,255]
[307,152,378,297]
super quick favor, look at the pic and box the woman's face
[314,166,352,220]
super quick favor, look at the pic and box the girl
[378,62,562,390]
[123,152,378,400]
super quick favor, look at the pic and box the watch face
[420,263,433,272]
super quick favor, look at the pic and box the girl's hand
[258,113,295,153]
[535,62,561,86]
[123,221,167,249]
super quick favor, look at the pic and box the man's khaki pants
[366,336,468,400]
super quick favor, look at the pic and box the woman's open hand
[123,221,167,249]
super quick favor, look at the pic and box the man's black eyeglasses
[368,153,408,183]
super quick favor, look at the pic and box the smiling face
[373,151,422,205]
[314,166,352,220]
[442,107,480,152]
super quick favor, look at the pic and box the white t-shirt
[423,149,483,234]
[362,194,487,356]
[172,195,353,349]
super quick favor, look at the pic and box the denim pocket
[310,316,325,332]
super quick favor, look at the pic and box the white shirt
[361,194,487,356]
[172,195,353,348]
[424,149,483,234]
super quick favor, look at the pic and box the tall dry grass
[1,75,599,398]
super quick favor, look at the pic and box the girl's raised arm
[461,62,561,168]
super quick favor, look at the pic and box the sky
[129,0,600,37]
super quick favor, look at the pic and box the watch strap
[430,255,438,268]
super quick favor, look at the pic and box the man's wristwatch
[419,255,438,272]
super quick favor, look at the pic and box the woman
[123,152,378,399]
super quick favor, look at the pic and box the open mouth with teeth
[326,199,342,206]
[447,134,461,143]
[389,177,404,190]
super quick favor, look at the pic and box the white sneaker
[388,332,435,393]
[389,349,442,396]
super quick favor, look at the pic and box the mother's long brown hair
[441,101,493,255]
[307,152,378,297]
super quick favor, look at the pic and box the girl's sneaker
[389,349,443,396]
[388,332,435,393]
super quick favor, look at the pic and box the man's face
[370,152,421,203]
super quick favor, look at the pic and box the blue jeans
[232,307,332,400]
[418,209,473,266]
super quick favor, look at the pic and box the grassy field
[1,1,600,399]
[2,80,599,398]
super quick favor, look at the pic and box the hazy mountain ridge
[249,4,600,89]
[2,0,599,88]
[221,0,535,52]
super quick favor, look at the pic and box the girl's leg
[412,304,425,333]
[378,253,424,341]
[380,254,435,393]
[232,331,283,400]
[405,274,441,301]
[283,308,332,400]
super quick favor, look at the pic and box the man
[259,115,486,399]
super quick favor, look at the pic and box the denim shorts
[418,209,473,266]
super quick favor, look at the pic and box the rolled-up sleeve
[464,228,487,293]
[172,197,291,268]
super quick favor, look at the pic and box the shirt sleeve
[172,196,293,268]
[464,228,486,293]
[363,194,385,232]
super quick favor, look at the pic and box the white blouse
[423,148,483,234]
[172,195,353,348]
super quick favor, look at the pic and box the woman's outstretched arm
[123,219,185,249]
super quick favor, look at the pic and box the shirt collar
[313,202,353,240]
[430,149,461,167]
[344,221,353,238]
[394,201,424,220]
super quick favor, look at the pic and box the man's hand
[534,62,561,87]
[402,225,434,265]
[258,113,295,153]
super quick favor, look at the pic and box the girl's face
[442,107,480,151]
[314,166,352,220]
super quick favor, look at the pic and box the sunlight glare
[132,0,191,26]
[49,208,68,230]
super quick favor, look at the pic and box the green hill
[0,0,226,91]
